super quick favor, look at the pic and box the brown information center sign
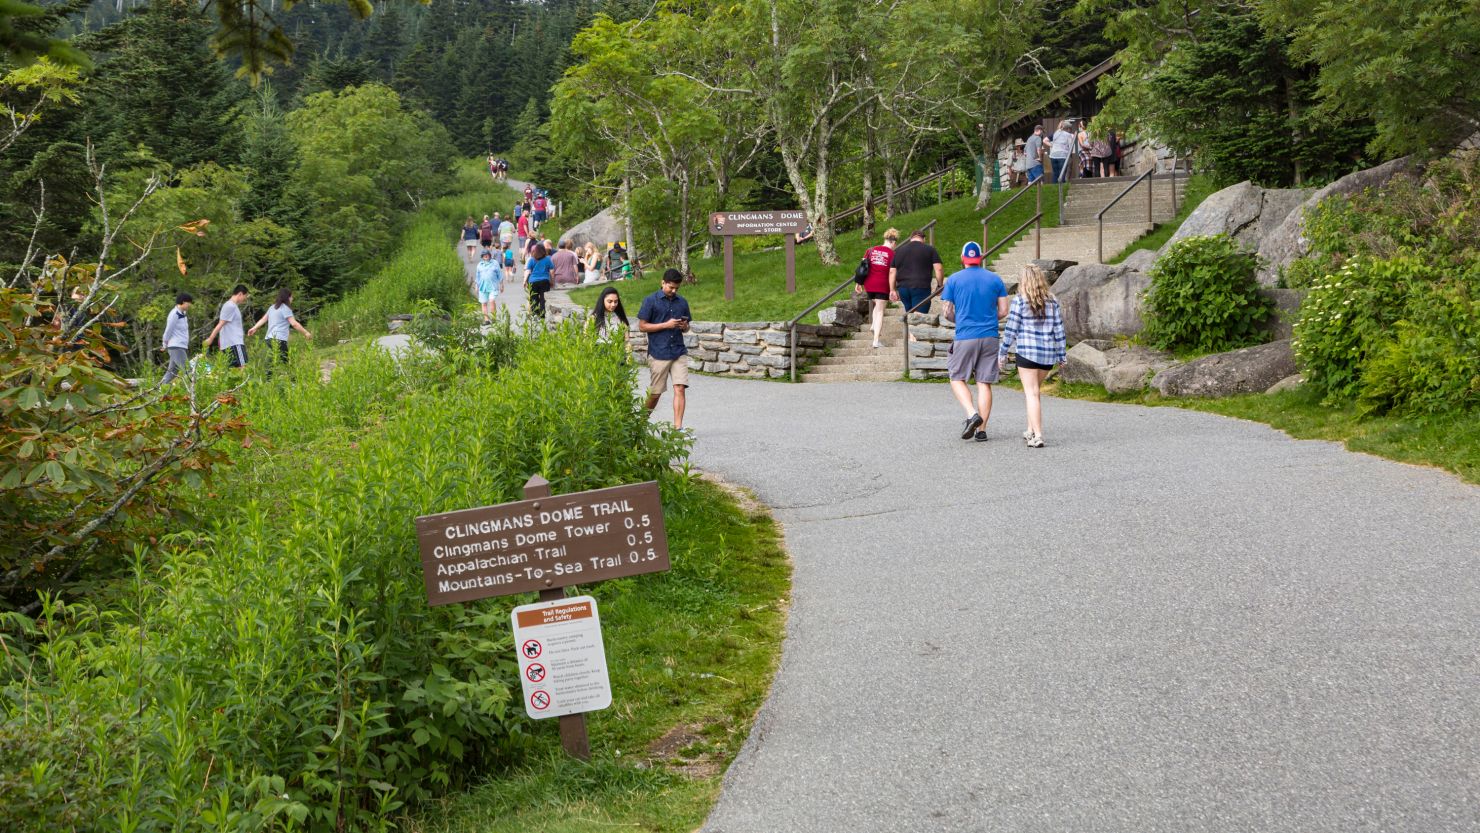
[709,210,809,236]
[414,480,669,606]
[709,210,809,299]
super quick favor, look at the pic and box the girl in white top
[583,242,604,283]
[247,288,312,365]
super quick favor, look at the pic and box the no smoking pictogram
[522,639,542,659]
[530,690,551,711]
[525,663,547,683]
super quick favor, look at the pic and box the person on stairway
[857,228,898,348]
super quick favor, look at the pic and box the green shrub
[1356,276,1480,415]
[1141,235,1273,354]
[1289,151,1480,413]
[0,323,689,832]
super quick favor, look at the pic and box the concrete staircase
[803,305,907,383]
[990,174,1183,280]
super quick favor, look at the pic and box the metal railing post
[790,325,797,383]
[1094,169,1156,264]
[1035,179,1043,258]
[1147,172,1153,225]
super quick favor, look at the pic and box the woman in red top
[857,228,898,348]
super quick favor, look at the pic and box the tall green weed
[0,323,689,832]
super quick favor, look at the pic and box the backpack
[852,257,870,284]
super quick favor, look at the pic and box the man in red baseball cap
[940,241,1009,442]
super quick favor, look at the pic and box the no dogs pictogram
[522,639,543,659]
[525,663,547,683]
[530,690,552,711]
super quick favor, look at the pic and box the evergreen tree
[239,81,296,221]
[83,0,242,170]
[361,6,406,82]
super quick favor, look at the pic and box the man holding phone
[638,269,693,430]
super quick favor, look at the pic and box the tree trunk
[813,134,839,265]
[883,166,900,217]
[703,168,728,259]
[974,125,1000,211]
[1284,72,1306,185]
[676,174,692,274]
[861,123,875,240]
[621,174,635,265]
[778,136,840,266]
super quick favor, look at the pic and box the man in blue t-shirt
[940,242,1009,441]
[637,269,693,429]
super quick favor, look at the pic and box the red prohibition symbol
[530,690,552,711]
[521,639,543,659]
[525,663,547,683]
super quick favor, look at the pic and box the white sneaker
[1026,433,1045,448]
[1023,429,1035,441]
[872,341,881,349]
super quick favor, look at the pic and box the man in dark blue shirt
[637,270,693,429]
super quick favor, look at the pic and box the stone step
[832,345,911,357]
[814,354,903,368]
[802,371,903,383]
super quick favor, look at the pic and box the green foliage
[0,323,691,831]
[1291,152,1480,414]
[1092,4,1371,187]
[0,286,247,607]
[1265,0,1480,158]
[82,0,244,170]
[1141,235,1274,354]
[285,84,455,298]
[314,167,512,342]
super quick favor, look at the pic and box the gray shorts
[947,337,1001,383]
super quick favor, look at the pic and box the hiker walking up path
[689,378,1480,833]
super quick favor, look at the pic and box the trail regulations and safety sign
[512,595,612,720]
[414,480,670,606]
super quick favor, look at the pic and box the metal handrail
[901,213,1042,376]
[982,176,1043,257]
[916,218,938,246]
[788,274,860,382]
[1095,168,1154,264]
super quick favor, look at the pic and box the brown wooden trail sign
[414,475,671,759]
[415,477,669,605]
[710,210,809,300]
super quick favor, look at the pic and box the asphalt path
[685,376,1480,833]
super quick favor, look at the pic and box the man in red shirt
[857,228,898,348]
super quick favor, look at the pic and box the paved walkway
[686,377,1480,833]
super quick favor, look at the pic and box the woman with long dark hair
[525,242,554,320]
[247,287,312,367]
[591,286,629,342]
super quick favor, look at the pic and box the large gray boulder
[560,205,625,249]
[1261,288,1305,340]
[1059,340,1179,393]
[1151,339,1297,397]
[1054,263,1151,342]
[1256,157,1415,285]
[1119,248,1158,273]
[1164,181,1313,254]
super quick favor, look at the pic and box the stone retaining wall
[904,312,958,379]
[626,321,855,378]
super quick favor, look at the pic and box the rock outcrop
[560,206,625,249]
[1164,181,1313,255]
[1150,339,1297,397]
[1053,263,1152,343]
[1060,340,1179,394]
[1256,157,1415,285]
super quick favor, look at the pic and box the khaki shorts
[648,356,690,394]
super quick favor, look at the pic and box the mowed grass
[417,478,792,833]
[1036,377,1480,484]
[569,185,1068,322]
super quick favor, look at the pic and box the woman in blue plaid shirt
[999,264,1066,448]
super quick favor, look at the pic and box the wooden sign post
[414,475,671,760]
[709,210,809,301]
